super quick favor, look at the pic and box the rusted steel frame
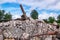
[20,4,26,16]
[30,32,59,37]
[30,34,55,37]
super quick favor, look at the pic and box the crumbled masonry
[0,18,60,40]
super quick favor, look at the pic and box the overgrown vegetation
[0,9,60,25]
[30,10,38,19]
[0,10,12,22]
[43,15,60,25]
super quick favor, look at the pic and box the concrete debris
[21,33,29,39]
[0,18,60,40]
[0,35,3,40]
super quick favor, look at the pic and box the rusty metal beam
[30,31,59,37]
[20,4,27,20]
[20,4,26,16]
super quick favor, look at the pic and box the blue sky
[0,0,60,19]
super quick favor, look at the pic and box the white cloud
[12,14,21,19]
[0,0,16,4]
[0,7,1,9]
[0,0,60,10]
[48,2,60,10]
[3,7,20,12]
[38,12,58,20]
[18,0,60,10]
[0,0,60,19]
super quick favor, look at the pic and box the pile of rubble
[0,18,59,40]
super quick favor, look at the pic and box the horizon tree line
[0,9,60,24]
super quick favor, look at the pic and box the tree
[56,15,60,23]
[48,17,55,23]
[0,10,12,22]
[0,10,5,21]
[57,15,60,20]
[56,20,60,23]
[30,10,38,19]
[4,12,12,20]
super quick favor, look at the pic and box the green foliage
[0,10,5,20]
[56,15,60,23]
[4,12,12,20]
[43,15,60,24]
[57,15,60,20]
[56,20,60,23]
[30,10,38,19]
[43,17,55,23]
[0,10,12,22]
[48,17,55,23]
